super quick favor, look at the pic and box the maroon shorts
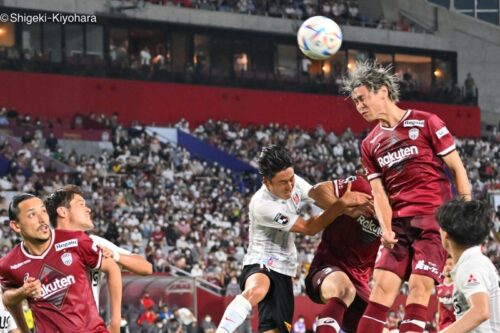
[305,265,370,332]
[374,215,447,283]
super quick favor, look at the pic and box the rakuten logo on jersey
[40,275,76,299]
[377,146,419,168]
[357,215,381,237]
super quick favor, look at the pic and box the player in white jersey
[0,290,18,333]
[437,199,500,333]
[44,185,153,331]
[216,145,372,333]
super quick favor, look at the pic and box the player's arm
[291,182,371,236]
[115,254,152,276]
[370,178,396,248]
[439,292,490,333]
[2,281,37,333]
[100,257,122,333]
[3,302,28,333]
[441,151,471,201]
[308,181,337,209]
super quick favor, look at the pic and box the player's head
[9,193,51,244]
[258,145,295,200]
[44,185,93,231]
[443,255,454,278]
[342,61,400,122]
[437,199,493,251]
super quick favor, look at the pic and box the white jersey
[0,290,17,333]
[242,175,313,277]
[451,246,500,333]
[89,234,131,309]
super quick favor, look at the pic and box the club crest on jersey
[274,213,289,225]
[61,252,73,266]
[409,128,419,140]
[403,119,425,127]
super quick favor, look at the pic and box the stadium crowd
[0,112,498,332]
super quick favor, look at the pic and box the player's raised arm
[370,178,396,249]
[308,181,337,209]
[441,151,471,201]
[96,235,153,275]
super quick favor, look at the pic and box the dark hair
[436,199,493,247]
[44,185,83,227]
[258,145,293,180]
[9,193,36,221]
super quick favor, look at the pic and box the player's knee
[322,279,356,305]
[242,284,269,304]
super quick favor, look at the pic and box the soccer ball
[297,16,343,60]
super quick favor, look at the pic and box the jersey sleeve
[294,175,313,203]
[361,139,381,181]
[77,232,103,271]
[251,200,299,232]
[426,114,456,156]
[90,235,131,255]
[0,260,19,290]
[456,265,489,300]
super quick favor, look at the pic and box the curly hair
[342,60,401,102]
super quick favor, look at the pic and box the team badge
[409,128,419,140]
[274,213,289,225]
[61,252,73,266]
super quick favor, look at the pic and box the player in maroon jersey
[0,193,120,333]
[305,175,380,333]
[342,61,470,333]
[436,257,455,330]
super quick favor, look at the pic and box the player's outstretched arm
[308,181,337,209]
[292,182,371,235]
[370,178,396,249]
[2,280,38,333]
[100,257,122,333]
[439,292,490,333]
[116,254,153,276]
[441,151,471,201]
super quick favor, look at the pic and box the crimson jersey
[361,109,455,218]
[310,176,381,295]
[436,282,456,329]
[0,229,107,333]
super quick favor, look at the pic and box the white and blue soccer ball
[297,16,343,60]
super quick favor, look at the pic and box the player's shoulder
[0,245,22,269]
[54,229,91,243]
[335,175,371,196]
[361,126,381,145]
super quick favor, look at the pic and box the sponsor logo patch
[466,274,479,286]
[11,259,31,270]
[409,128,419,140]
[377,146,419,168]
[61,253,73,266]
[55,239,78,251]
[436,126,449,139]
[274,213,289,225]
[403,119,425,127]
[415,259,439,275]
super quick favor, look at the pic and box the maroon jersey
[310,176,381,289]
[0,229,107,333]
[436,282,456,329]
[361,109,455,218]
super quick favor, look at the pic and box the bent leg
[399,274,435,333]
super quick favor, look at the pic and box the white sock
[216,295,252,333]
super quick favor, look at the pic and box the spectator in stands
[293,315,307,333]
[464,73,477,105]
[201,315,216,333]
[173,307,197,333]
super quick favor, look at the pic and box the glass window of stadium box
[0,22,15,47]
[276,44,298,80]
[64,24,84,65]
[21,23,41,66]
[251,38,273,82]
[194,34,211,78]
[44,23,62,63]
[171,32,189,78]
[108,27,128,71]
[233,39,250,79]
[347,49,369,72]
[375,53,394,68]
[395,54,431,100]
[210,37,232,82]
[428,0,450,7]
[86,25,104,60]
